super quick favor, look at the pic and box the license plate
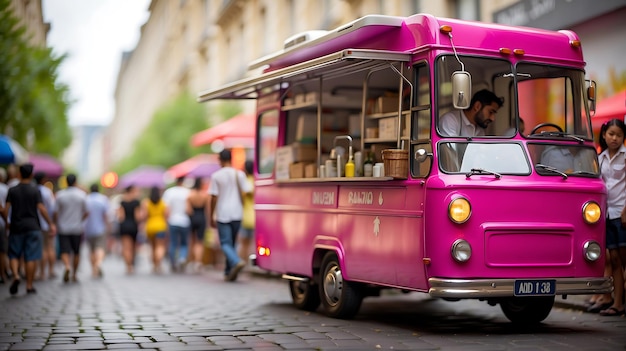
[514,279,556,296]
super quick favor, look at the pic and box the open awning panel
[197,49,411,102]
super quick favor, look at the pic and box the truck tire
[319,252,363,319]
[500,296,554,324]
[289,280,320,311]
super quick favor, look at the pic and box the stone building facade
[9,0,48,47]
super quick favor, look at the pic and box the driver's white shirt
[439,110,485,137]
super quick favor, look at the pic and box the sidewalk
[554,294,592,312]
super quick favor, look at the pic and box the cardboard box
[275,144,317,179]
[365,127,379,139]
[296,113,317,141]
[294,93,306,104]
[378,117,398,139]
[305,163,317,178]
[375,96,399,114]
[292,144,317,162]
[289,162,306,179]
[305,91,318,103]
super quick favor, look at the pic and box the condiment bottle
[363,152,374,177]
[345,154,355,177]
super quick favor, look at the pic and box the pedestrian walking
[2,163,56,295]
[238,160,255,263]
[118,185,141,274]
[597,118,626,316]
[209,150,252,281]
[6,164,19,188]
[55,174,88,283]
[34,172,57,280]
[84,183,110,278]
[162,177,190,273]
[0,168,10,284]
[142,186,168,274]
[187,177,210,273]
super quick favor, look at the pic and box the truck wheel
[319,252,363,319]
[500,296,554,324]
[289,280,320,311]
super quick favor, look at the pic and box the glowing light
[101,172,119,188]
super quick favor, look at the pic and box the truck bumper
[428,277,613,298]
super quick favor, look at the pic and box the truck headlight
[582,201,601,224]
[583,240,601,262]
[449,197,471,224]
[451,239,472,262]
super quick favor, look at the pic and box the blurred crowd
[0,149,255,296]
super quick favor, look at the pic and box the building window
[455,0,479,21]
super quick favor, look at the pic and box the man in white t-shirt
[162,176,190,272]
[438,89,503,137]
[209,149,252,282]
[55,174,88,283]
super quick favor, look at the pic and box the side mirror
[586,80,596,115]
[452,71,471,109]
[414,148,431,163]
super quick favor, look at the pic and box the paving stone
[7,341,46,351]
[102,343,142,349]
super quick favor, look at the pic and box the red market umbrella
[191,113,256,147]
[167,154,221,179]
[119,165,167,189]
[29,153,64,178]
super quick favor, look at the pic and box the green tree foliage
[113,91,215,175]
[0,0,72,157]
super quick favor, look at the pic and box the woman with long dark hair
[594,119,626,316]
[118,185,141,274]
[187,178,210,273]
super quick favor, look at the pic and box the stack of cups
[373,162,385,177]
[325,159,337,177]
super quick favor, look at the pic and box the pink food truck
[198,14,613,323]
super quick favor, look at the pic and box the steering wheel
[530,122,563,135]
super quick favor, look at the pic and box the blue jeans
[168,225,189,267]
[217,221,242,275]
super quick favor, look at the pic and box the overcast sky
[42,0,151,126]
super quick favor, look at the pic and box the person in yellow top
[238,160,255,263]
[142,186,168,274]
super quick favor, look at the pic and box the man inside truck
[439,89,503,137]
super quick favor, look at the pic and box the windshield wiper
[570,170,597,176]
[535,163,568,179]
[529,131,585,143]
[466,168,501,179]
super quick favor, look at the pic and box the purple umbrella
[29,153,64,178]
[119,165,167,189]
[186,162,221,178]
